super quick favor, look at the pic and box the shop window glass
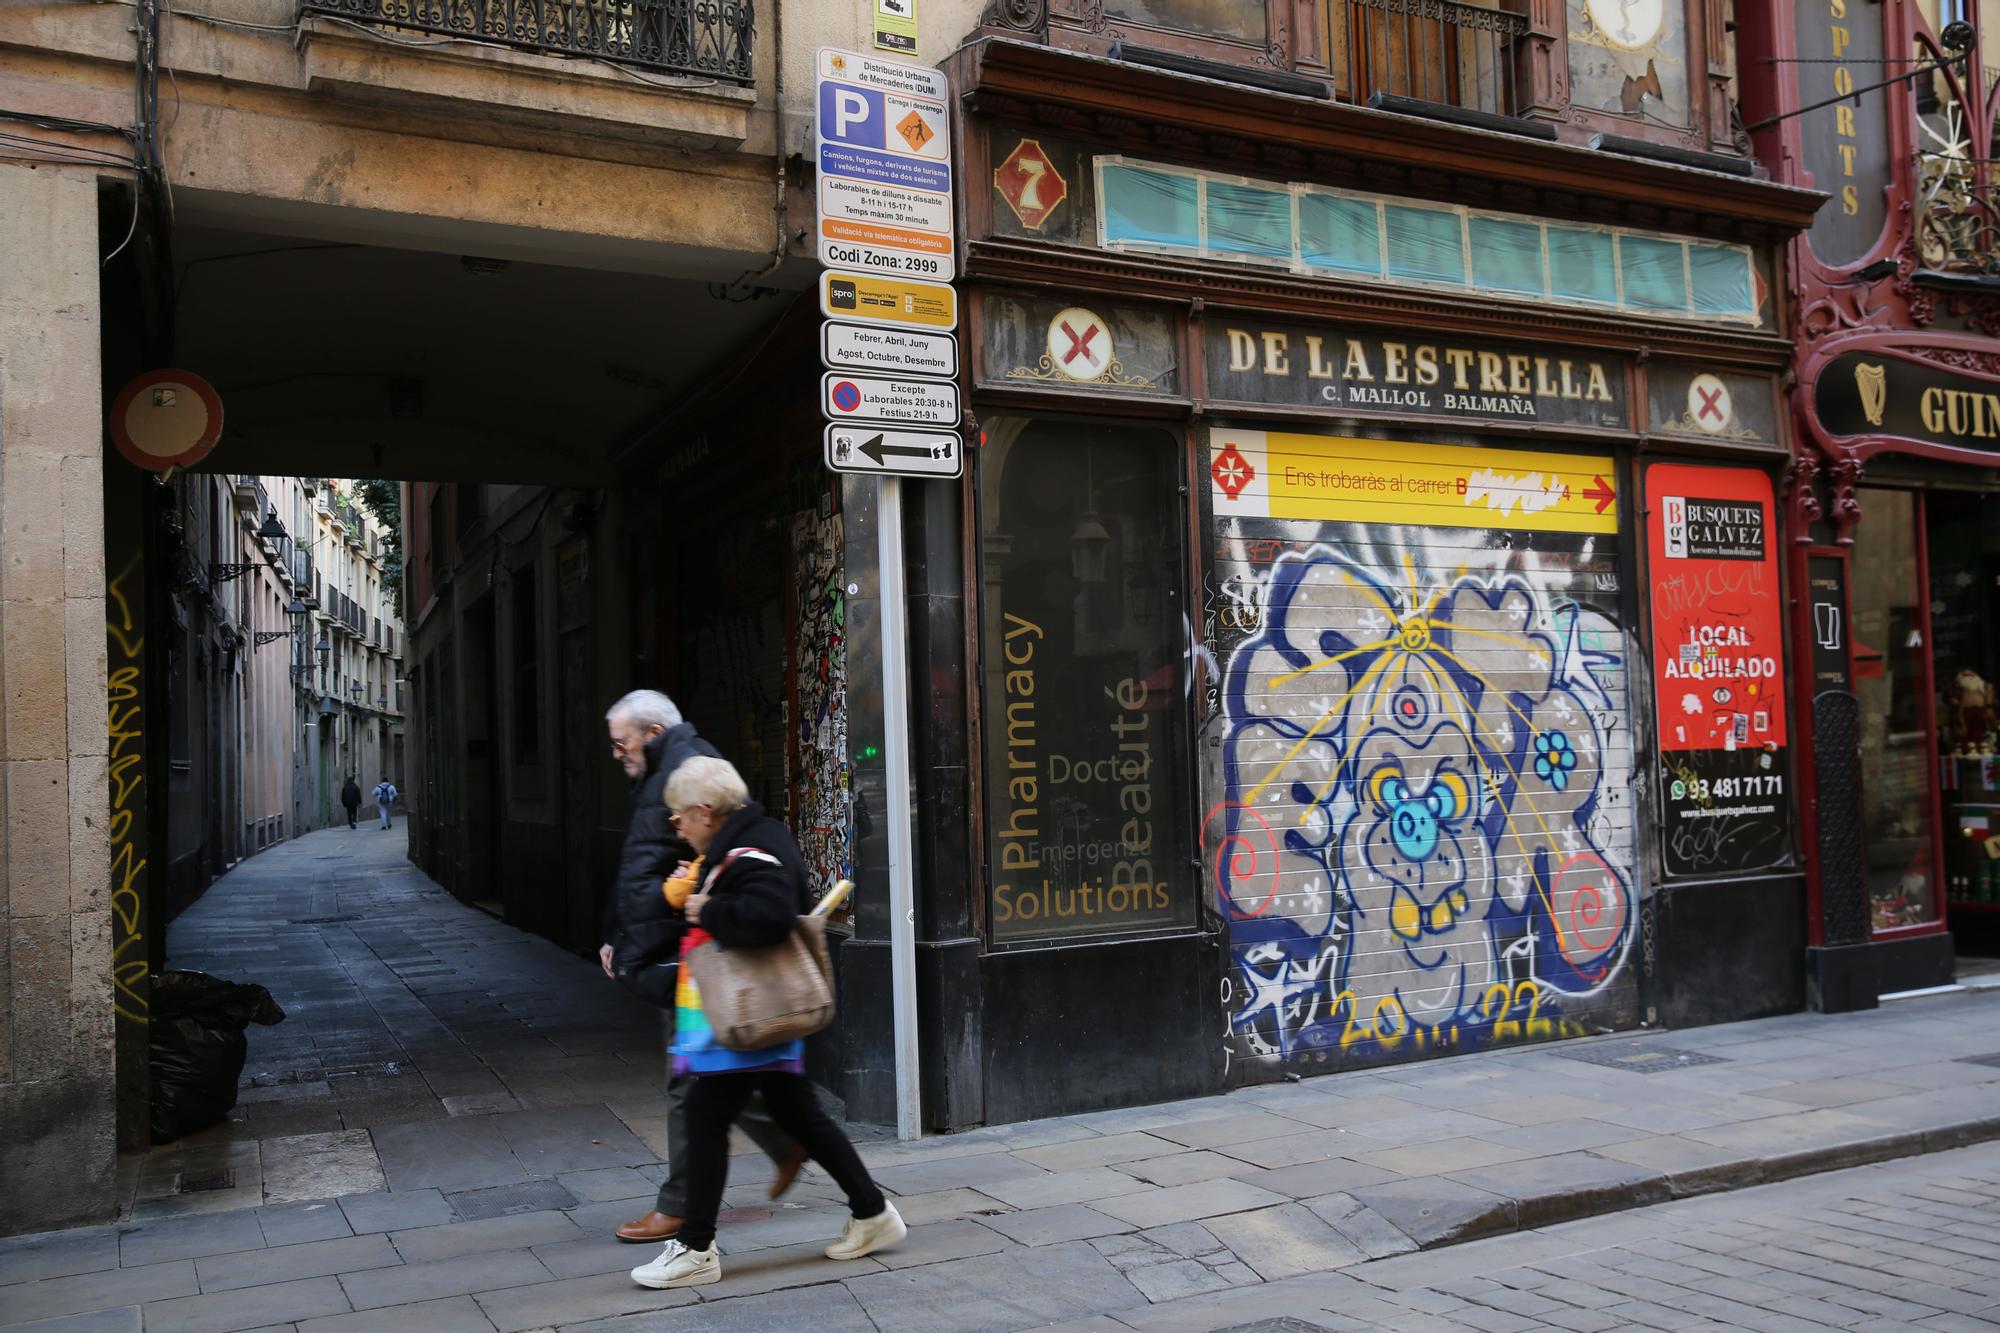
[1101,164,1201,251]
[1207,181,1293,262]
[1689,244,1755,316]
[978,416,1194,943]
[1384,203,1467,285]
[1550,226,1619,303]
[1299,192,1383,276]
[1927,492,2000,914]
[1469,216,1547,296]
[1851,488,1941,930]
[1620,235,1690,311]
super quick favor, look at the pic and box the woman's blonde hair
[665,755,749,816]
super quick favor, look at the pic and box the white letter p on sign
[833,89,870,138]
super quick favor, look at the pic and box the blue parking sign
[819,80,885,151]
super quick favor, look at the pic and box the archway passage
[103,210,851,1205]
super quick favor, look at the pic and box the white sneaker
[825,1201,907,1260]
[630,1238,721,1288]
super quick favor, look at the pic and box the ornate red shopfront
[1747,0,2000,1002]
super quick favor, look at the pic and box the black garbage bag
[149,971,286,1145]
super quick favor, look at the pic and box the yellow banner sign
[819,269,957,331]
[1210,429,1619,534]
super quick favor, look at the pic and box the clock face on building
[1584,0,1666,49]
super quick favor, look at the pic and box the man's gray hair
[605,689,682,731]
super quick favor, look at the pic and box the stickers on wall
[1645,463,1790,878]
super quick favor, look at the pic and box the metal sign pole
[877,473,922,1141]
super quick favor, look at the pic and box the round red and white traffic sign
[109,369,224,471]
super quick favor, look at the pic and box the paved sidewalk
[3,829,1999,1331]
[1065,1140,2000,1331]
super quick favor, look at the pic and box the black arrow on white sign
[859,433,951,465]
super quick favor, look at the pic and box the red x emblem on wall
[1058,320,1100,367]
[1695,385,1725,421]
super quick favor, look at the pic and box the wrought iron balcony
[1915,150,2000,277]
[297,0,753,82]
[1341,0,1526,117]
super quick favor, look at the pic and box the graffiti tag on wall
[107,557,149,1024]
[1206,430,1639,1070]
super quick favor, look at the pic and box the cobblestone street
[1100,1142,2000,1333]
[3,829,1999,1331]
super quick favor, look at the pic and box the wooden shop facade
[893,8,1825,1129]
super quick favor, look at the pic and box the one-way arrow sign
[824,424,962,479]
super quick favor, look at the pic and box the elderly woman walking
[630,755,906,1289]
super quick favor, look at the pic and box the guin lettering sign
[1205,321,1630,430]
[1814,351,2000,453]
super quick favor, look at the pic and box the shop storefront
[933,36,1822,1107]
[1794,335,2000,1001]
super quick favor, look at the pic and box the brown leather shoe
[768,1148,809,1200]
[615,1211,682,1243]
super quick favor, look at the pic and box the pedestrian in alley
[631,756,904,1289]
[373,777,398,829]
[340,774,362,830]
[599,690,805,1246]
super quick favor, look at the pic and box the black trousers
[344,804,358,828]
[676,1070,885,1252]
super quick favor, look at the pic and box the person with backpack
[629,755,904,1290]
[372,778,397,829]
[340,775,362,830]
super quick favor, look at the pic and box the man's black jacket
[606,722,718,1006]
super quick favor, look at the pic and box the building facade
[0,0,976,1233]
[1746,0,2000,1002]
[27,0,1996,1242]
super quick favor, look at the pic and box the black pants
[676,1070,885,1253]
[344,805,358,828]
[655,1007,797,1215]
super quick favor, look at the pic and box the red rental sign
[1644,463,1791,877]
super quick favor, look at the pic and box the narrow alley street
[2,832,1999,1330]
[135,825,693,1211]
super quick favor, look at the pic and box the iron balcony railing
[1916,151,2000,275]
[1344,0,1526,117]
[297,0,753,81]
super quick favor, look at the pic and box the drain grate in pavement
[1211,1321,1335,1333]
[1554,1040,1731,1073]
[289,914,363,925]
[1959,1052,2000,1068]
[178,1168,237,1193]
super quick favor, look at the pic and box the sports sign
[816,47,954,280]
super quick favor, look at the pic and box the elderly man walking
[599,690,806,1244]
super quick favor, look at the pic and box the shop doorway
[1851,485,2000,979]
